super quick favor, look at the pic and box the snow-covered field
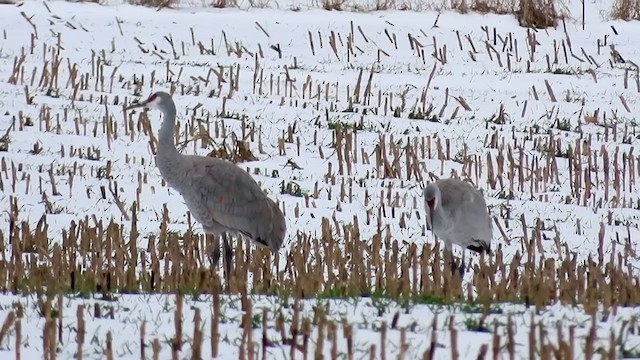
[1,0,640,358]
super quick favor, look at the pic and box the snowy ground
[0,293,640,359]
[1,0,640,358]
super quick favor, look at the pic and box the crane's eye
[148,93,158,102]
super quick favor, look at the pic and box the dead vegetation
[321,0,348,10]
[0,204,638,358]
[452,0,517,14]
[113,0,565,28]
[515,0,559,28]
[126,0,179,8]
[4,1,638,300]
[450,0,563,28]
[3,121,640,308]
[210,0,239,8]
[610,0,640,20]
[2,3,640,358]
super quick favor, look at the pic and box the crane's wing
[438,179,493,246]
[181,156,286,253]
[437,180,471,219]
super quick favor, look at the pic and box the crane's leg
[221,233,233,289]
[459,251,466,277]
[443,241,456,276]
[444,241,464,279]
[211,235,222,267]
[210,233,233,289]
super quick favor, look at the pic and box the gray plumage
[423,178,492,274]
[125,91,286,285]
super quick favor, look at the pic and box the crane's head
[423,182,440,231]
[124,91,171,112]
[423,183,439,209]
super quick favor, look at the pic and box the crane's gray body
[423,178,492,255]
[126,91,286,283]
[158,153,286,252]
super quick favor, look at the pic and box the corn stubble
[122,0,569,20]
[1,6,639,359]
[1,197,639,358]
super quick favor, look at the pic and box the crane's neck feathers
[154,95,187,188]
[157,97,178,158]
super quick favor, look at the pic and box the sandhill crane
[423,178,492,276]
[124,91,287,286]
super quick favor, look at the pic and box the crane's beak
[428,208,435,236]
[124,99,149,111]
[425,204,432,230]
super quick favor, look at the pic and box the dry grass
[210,0,239,8]
[321,0,348,10]
[2,198,639,309]
[316,0,566,21]
[110,0,565,28]
[610,0,640,20]
[124,0,238,7]
[127,0,179,7]
[450,0,563,28]
[452,0,517,14]
[248,0,272,8]
[515,0,559,28]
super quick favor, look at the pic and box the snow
[1,0,640,358]
[0,293,640,359]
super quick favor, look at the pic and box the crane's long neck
[157,101,178,157]
[155,100,185,188]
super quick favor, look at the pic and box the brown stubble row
[1,197,639,309]
[121,0,564,29]
[130,0,640,24]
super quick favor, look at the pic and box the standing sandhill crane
[423,178,492,276]
[124,91,287,286]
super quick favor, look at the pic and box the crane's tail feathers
[253,237,272,250]
[211,234,234,264]
[239,230,274,253]
[249,200,287,255]
[265,200,287,254]
[466,240,491,254]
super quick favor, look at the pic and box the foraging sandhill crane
[423,178,492,276]
[124,91,287,286]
